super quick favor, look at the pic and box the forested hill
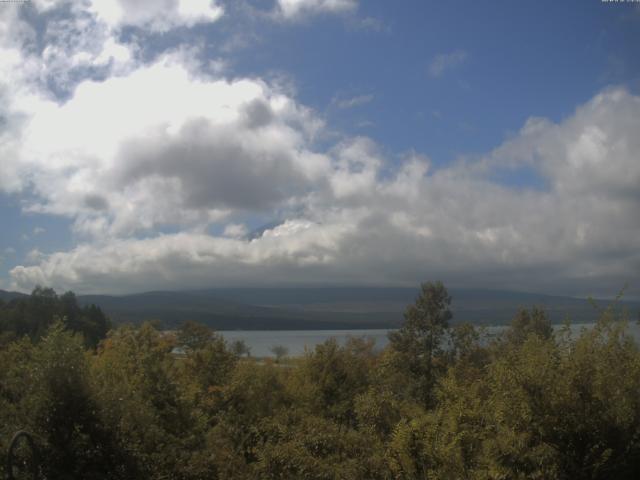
[73,287,640,329]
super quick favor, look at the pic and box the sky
[0,0,639,298]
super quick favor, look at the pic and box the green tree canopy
[0,287,110,347]
[388,281,452,405]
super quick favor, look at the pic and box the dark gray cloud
[242,98,275,129]
[114,117,312,211]
[83,193,109,211]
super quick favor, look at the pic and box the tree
[90,323,207,478]
[449,322,479,360]
[504,306,553,346]
[180,330,238,407]
[177,320,216,351]
[10,322,131,479]
[388,281,452,406]
[271,345,289,363]
[294,337,376,426]
[231,339,251,358]
[0,287,110,347]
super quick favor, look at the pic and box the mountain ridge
[4,287,636,330]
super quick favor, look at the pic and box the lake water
[220,322,640,358]
[220,329,391,357]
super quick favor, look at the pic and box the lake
[219,322,640,357]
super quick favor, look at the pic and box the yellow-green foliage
[1,285,640,479]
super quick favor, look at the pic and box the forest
[0,282,639,479]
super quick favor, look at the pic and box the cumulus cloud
[2,1,639,297]
[0,0,224,100]
[3,53,329,236]
[275,0,358,20]
[88,0,224,32]
[10,219,352,292]
[428,49,468,77]
[0,1,134,103]
[8,86,640,296]
[223,223,249,239]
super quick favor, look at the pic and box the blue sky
[1,0,639,297]
[222,1,639,155]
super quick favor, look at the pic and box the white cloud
[2,51,330,236]
[479,88,640,200]
[329,137,383,199]
[275,0,357,20]
[352,16,389,33]
[2,2,639,297]
[333,93,374,109]
[0,0,136,103]
[25,249,45,263]
[88,0,224,33]
[8,87,640,296]
[0,0,223,101]
[10,219,352,292]
[428,50,468,77]
[223,223,249,239]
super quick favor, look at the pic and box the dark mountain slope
[0,290,28,302]
[73,287,640,330]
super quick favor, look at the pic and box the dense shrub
[1,283,639,479]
